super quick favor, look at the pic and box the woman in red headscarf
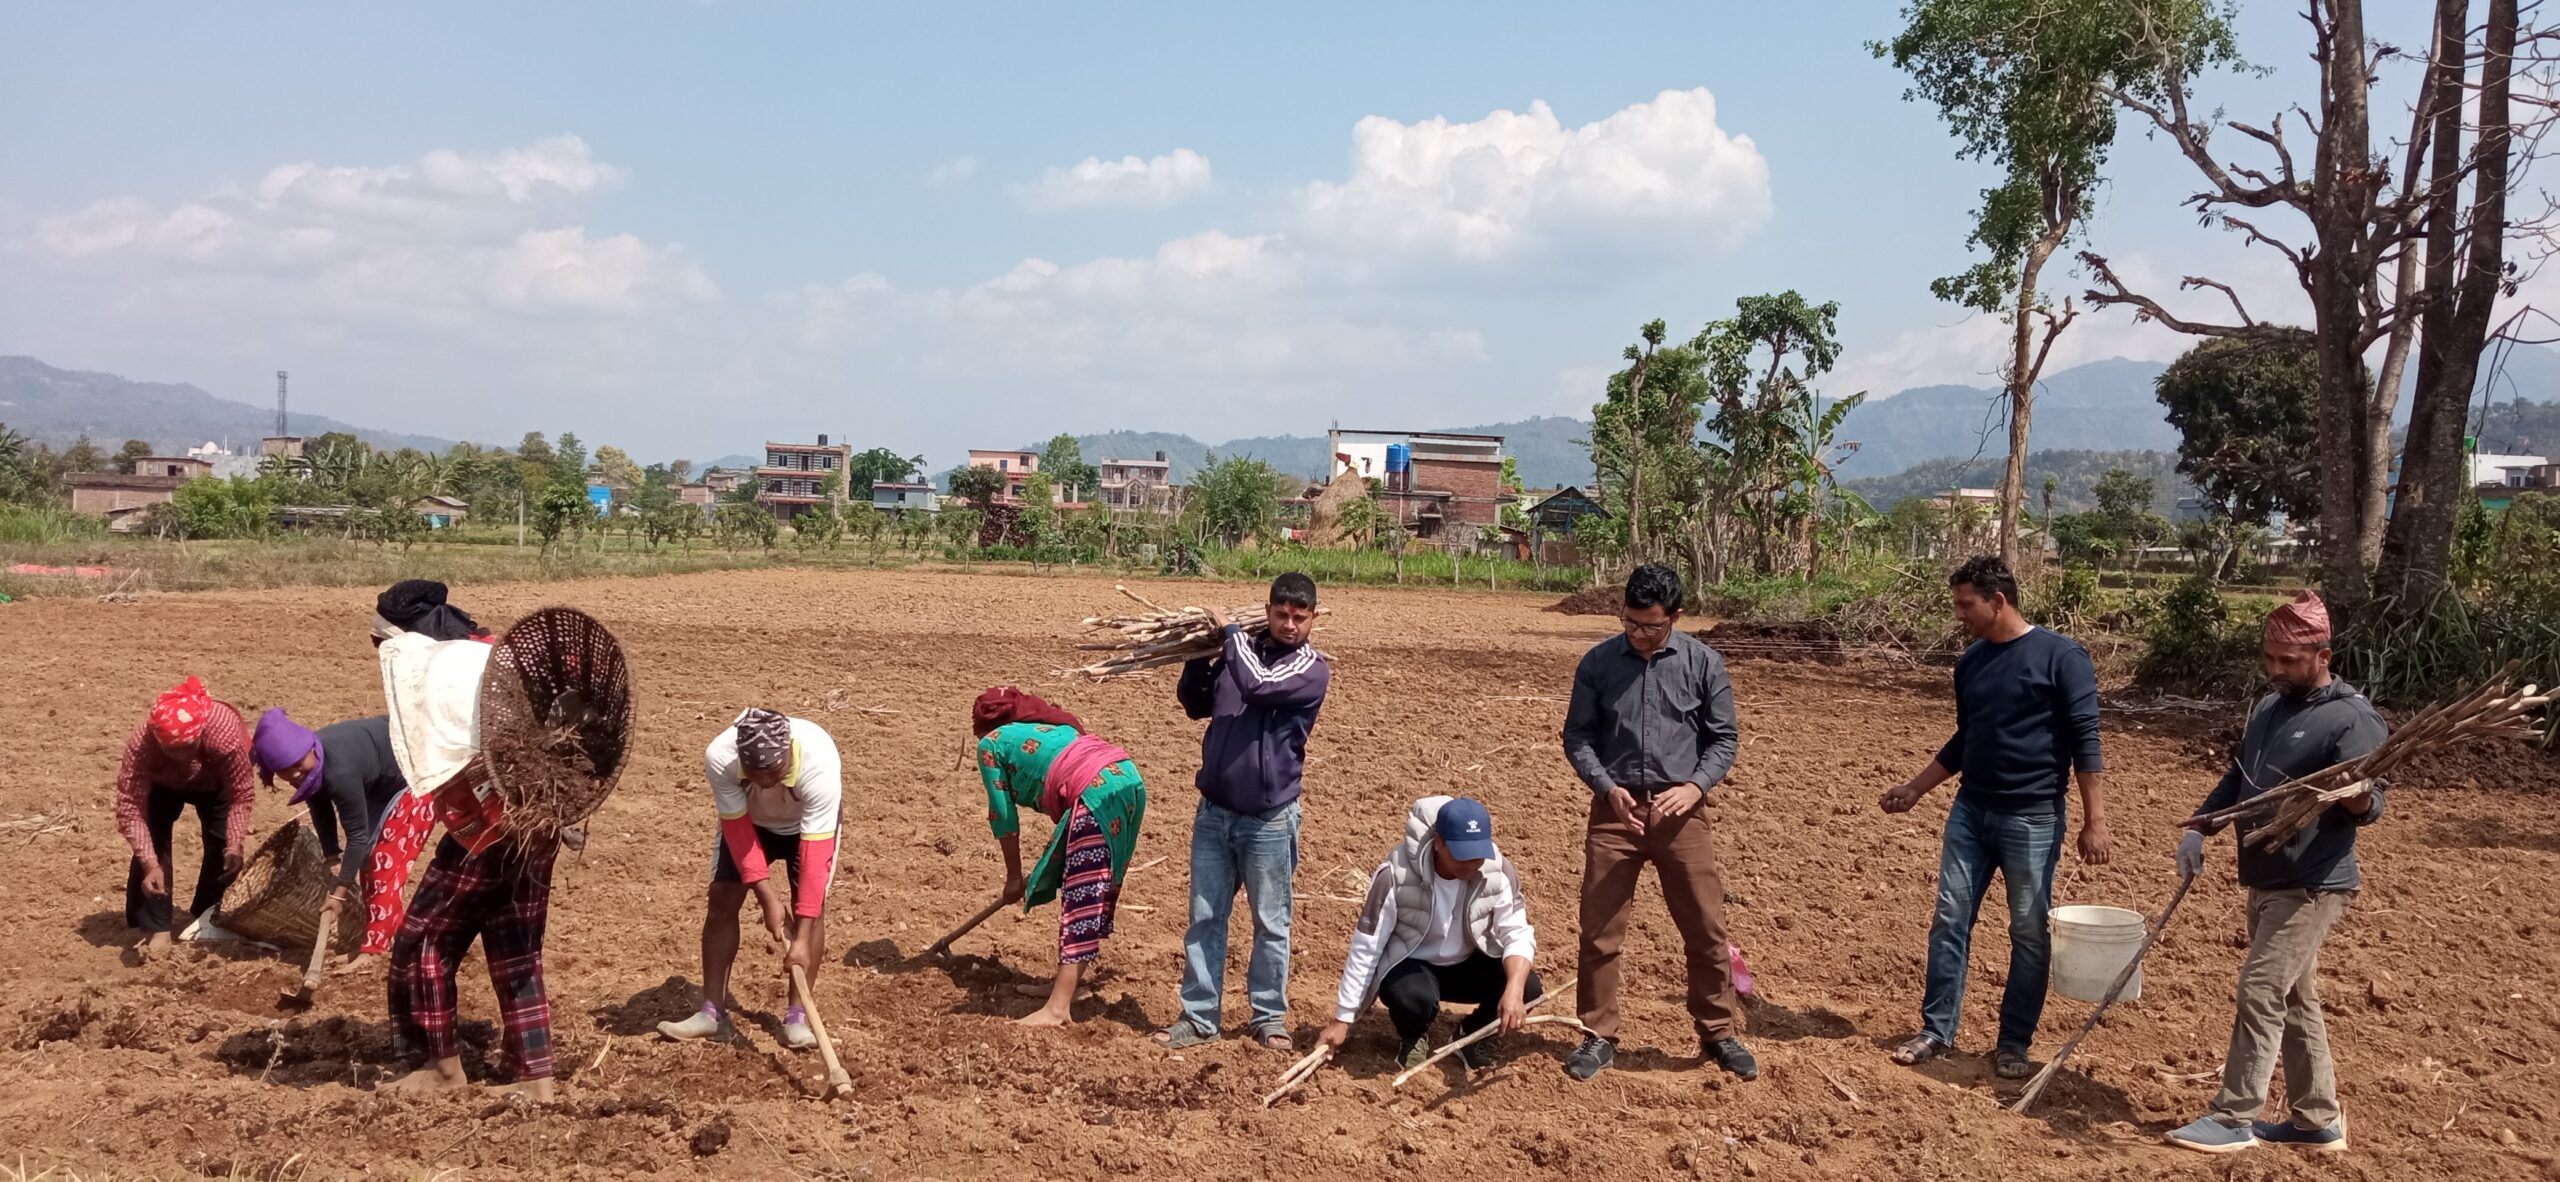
[114,677,256,958]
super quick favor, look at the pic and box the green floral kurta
[978,721,1146,909]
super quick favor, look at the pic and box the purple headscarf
[252,707,327,805]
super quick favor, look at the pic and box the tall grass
[0,506,107,544]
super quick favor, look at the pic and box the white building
[2472,453,2551,488]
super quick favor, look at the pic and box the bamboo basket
[218,821,360,954]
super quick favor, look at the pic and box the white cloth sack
[378,632,491,798]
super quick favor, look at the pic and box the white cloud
[1831,250,2312,399]
[1296,88,1771,262]
[925,154,980,187]
[1016,149,1213,210]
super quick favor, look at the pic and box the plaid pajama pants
[388,834,558,1081]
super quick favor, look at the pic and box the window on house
[997,459,1009,471]
[1020,454,1033,467]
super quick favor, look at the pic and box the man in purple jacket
[1153,572,1330,1051]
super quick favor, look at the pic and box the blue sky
[0,2,2357,467]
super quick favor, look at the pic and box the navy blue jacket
[1185,625,1329,815]
[1936,626,2105,814]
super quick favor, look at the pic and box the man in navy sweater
[1155,572,1330,1051]
[1880,556,2112,1079]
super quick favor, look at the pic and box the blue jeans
[1177,797,1300,1036]
[1920,796,2063,1053]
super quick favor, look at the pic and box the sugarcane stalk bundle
[1059,585,1325,680]
[2192,662,2553,849]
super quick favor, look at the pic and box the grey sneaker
[655,1007,733,1042]
[1396,1037,1431,1070]
[1564,1035,1615,1081]
[780,1018,817,1050]
[1460,1037,1498,1071]
[2164,1117,2258,1154]
[2252,1118,2346,1152]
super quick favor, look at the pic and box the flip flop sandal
[1255,1031,1295,1053]
[1890,1034,1947,1066]
[1994,1050,2034,1079]
[1149,1024,1216,1050]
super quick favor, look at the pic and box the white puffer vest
[1349,795,1529,1016]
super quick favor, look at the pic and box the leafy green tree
[531,482,592,553]
[668,458,694,483]
[1040,435,1098,503]
[593,445,644,492]
[1190,453,1286,547]
[841,448,923,499]
[171,476,278,539]
[939,506,984,561]
[1335,492,1382,549]
[949,464,1007,509]
[1499,456,1528,529]
[1699,291,1853,576]
[845,501,885,560]
[0,424,51,504]
[113,439,155,475]
[2092,468,2156,533]
[1589,320,1709,565]
[1020,470,1056,508]
[2155,330,2322,525]
[550,433,588,488]
[60,435,103,474]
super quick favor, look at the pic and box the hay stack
[1303,468,1369,548]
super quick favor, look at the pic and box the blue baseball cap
[1435,798,1496,860]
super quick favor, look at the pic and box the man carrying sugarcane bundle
[657,708,840,1048]
[1315,797,1539,1071]
[2164,592,2385,1155]
[1154,572,1329,1052]
[968,687,1147,1027]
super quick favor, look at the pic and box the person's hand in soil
[1315,1020,1350,1053]
[1650,783,1702,825]
[754,881,790,946]
[222,845,244,877]
[141,864,168,897]
[2076,817,2114,865]
[1604,786,1647,835]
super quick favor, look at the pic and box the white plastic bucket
[2049,905,2148,1004]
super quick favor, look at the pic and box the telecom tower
[275,371,289,437]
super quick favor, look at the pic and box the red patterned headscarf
[971,686,1081,738]
[2265,590,2332,646]
[149,676,216,749]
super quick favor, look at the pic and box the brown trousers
[2208,887,2352,1130]
[1577,792,1740,1042]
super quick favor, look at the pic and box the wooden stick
[921,896,1009,958]
[788,963,854,1101]
[1260,1045,1333,1107]
[2011,872,2197,1115]
[282,904,337,1006]
[1390,978,1579,1088]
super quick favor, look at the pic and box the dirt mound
[1544,585,1619,615]
[1701,619,1846,665]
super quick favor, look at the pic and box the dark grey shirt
[1562,630,1740,795]
[2196,679,2388,891]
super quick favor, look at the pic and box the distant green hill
[1843,448,2196,515]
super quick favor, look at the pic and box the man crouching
[1316,797,1539,1071]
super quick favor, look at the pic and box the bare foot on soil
[489,1077,557,1103]
[1014,1006,1075,1028]
[137,932,174,961]
[380,1066,470,1095]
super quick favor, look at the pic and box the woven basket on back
[219,821,361,953]
[478,606,634,835]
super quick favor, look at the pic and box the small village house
[1327,428,1507,543]
[413,494,469,529]
[755,435,853,520]
[64,473,190,532]
[964,448,1050,503]
[1098,453,1173,512]
[870,480,940,514]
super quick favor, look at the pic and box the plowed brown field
[1,568,2555,1180]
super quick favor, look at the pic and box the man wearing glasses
[1559,563,1754,1082]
